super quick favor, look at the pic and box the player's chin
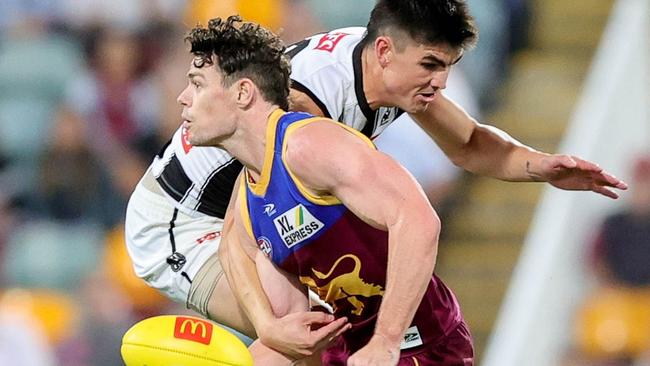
[405,100,431,114]
[188,135,206,147]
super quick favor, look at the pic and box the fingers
[569,156,603,172]
[330,320,351,339]
[300,311,336,325]
[309,316,350,347]
[570,156,628,191]
[593,185,620,199]
[310,316,349,337]
[597,171,629,189]
[592,170,627,198]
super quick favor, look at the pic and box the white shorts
[124,169,224,306]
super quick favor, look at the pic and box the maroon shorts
[322,321,474,365]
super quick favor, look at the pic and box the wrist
[526,150,557,181]
[372,327,404,349]
[525,159,544,182]
[251,312,275,340]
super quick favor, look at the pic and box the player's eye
[421,63,441,71]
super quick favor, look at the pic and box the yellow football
[121,315,253,365]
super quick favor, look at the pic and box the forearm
[458,124,551,181]
[413,95,551,181]
[222,229,348,359]
[219,233,274,334]
[373,215,441,346]
[255,250,310,316]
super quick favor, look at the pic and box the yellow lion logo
[300,254,384,316]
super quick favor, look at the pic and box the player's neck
[222,104,278,179]
[361,46,386,111]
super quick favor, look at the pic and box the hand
[530,155,628,199]
[259,311,350,359]
[347,334,400,366]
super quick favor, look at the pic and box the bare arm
[289,87,328,116]
[286,121,441,360]
[411,93,627,197]
[219,174,349,359]
[219,175,276,333]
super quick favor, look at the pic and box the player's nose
[430,70,449,90]
[177,85,192,106]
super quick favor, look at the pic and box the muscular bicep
[286,122,437,231]
[334,150,436,231]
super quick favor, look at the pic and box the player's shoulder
[284,118,329,152]
[282,119,344,181]
[287,118,369,158]
[284,118,375,189]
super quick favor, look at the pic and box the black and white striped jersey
[150,27,404,218]
[150,126,241,218]
[288,27,404,139]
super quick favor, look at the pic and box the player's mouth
[416,92,437,103]
[181,115,192,128]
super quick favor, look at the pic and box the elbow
[419,212,442,262]
[448,150,470,170]
[423,206,442,236]
[445,126,489,174]
[442,138,472,171]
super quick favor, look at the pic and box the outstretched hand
[259,311,350,360]
[531,155,628,199]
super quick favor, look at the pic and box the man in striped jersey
[125,0,627,358]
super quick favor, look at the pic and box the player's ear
[235,79,255,108]
[374,36,392,68]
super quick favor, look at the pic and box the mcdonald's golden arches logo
[173,316,213,345]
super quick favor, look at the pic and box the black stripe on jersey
[352,42,376,138]
[290,79,331,119]
[165,208,191,282]
[285,38,311,59]
[156,138,172,158]
[194,158,244,219]
[168,208,179,253]
[157,153,194,203]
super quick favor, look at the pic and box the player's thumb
[304,311,336,324]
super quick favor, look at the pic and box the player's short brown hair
[364,0,478,51]
[186,16,291,110]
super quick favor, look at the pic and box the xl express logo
[274,204,323,248]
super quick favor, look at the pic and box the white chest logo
[263,203,277,216]
[400,326,423,350]
[273,204,324,248]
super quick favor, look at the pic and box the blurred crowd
[566,155,650,366]
[0,0,532,365]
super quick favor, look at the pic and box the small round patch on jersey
[257,236,273,257]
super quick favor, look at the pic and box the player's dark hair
[186,16,291,110]
[363,0,478,51]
